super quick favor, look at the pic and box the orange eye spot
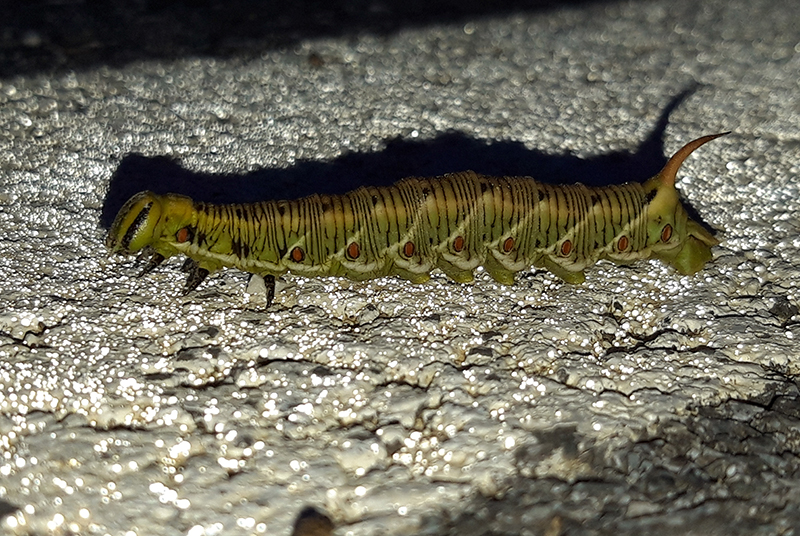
[291,246,305,262]
[176,227,191,243]
[453,236,465,252]
[560,240,572,256]
[403,241,415,257]
[661,224,673,242]
[347,242,360,259]
[502,237,515,253]
[617,235,629,251]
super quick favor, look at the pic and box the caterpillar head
[642,132,728,275]
[106,191,195,256]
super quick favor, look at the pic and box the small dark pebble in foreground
[292,506,335,536]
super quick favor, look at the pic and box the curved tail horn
[659,132,730,187]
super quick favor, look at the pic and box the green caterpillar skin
[106,133,727,307]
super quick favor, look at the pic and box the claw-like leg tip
[182,265,209,295]
[264,275,276,309]
[138,252,166,277]
[180,258,197,273]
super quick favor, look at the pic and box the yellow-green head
[106,191,195,257]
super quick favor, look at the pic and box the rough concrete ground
[1,1,799,535]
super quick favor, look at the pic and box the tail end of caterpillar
[645,132,728,275]
[668,221,718,275]
[655,132,731,189]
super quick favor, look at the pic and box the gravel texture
[1,1,799,535]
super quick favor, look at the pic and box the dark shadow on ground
[427,380,800,536]
[101,88,713,230]
[1,0,625,77]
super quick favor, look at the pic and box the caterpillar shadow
[101,88,715,230]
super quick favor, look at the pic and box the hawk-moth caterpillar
[106,133,728,308]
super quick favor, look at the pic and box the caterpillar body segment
[106,133,727,307]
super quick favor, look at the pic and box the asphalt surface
[1,1,799,535]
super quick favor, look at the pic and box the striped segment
[175,172,652,286]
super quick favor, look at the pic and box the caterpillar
[106,133,727,308]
